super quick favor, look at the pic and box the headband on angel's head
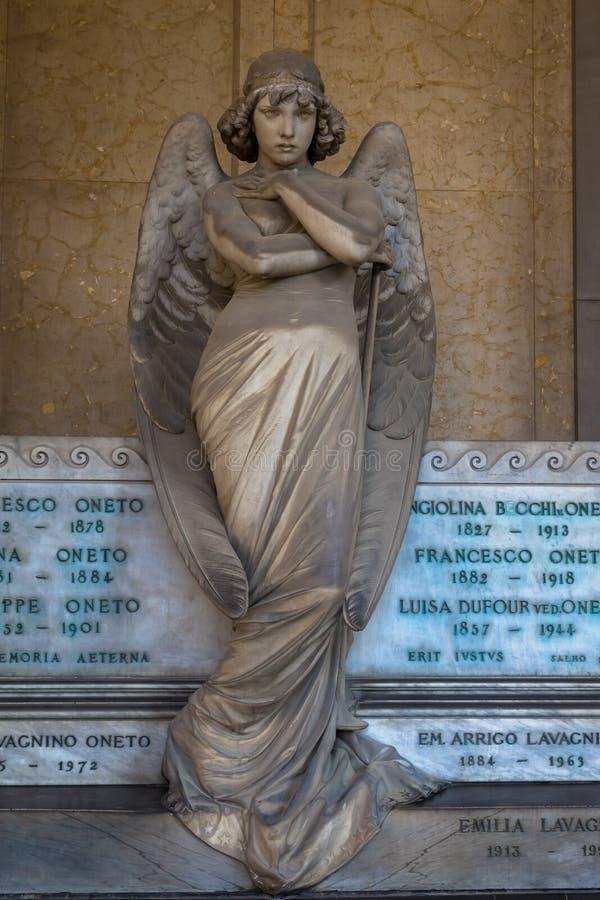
[243,48,325,97]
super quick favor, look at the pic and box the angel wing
[344,122,436,631]
[129,114,250,619]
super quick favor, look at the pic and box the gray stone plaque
[3,437,600,787]
[4,438,599,681]
[366,715,600,782]
[348,442,600,677]
[0,719,168,784]
[0,437,229,679]
[322,803,600,893]
[5,795,600,894]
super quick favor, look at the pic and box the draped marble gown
[163,258,443,894]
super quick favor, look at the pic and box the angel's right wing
[344,122,435,632]
[129,114,249,619]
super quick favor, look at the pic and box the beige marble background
[0,0,572,439]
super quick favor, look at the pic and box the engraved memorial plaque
[349,444,600,677]
[319,795,600,893]
[2,438,599,786]
[345,442,600,785]
[0,441,229,680]
[365,715,600,783]
[0,719,168,784]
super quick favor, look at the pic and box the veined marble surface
[3,800,600,893]
[0,0,573,441]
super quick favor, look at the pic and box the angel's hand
[370,240,392,268]
[232,171,282,201]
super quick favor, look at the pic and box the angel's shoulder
[205,179,234,204]
[341,174,383,209]
[203,179,236,219]
[312,168,377,201]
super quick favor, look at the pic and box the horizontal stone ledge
[351,677,600,713]
[0,680,199,715]
[4,678,600,716]
[3,782,600,812]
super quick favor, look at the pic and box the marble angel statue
[129,49,443,894]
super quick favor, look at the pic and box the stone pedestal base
[2,785,600,897]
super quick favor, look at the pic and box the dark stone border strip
[0,890,596,899]
[0,784,165,811]
[2,782,600,811]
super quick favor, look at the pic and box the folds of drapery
[163,275,445,894]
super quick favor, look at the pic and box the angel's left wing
[129,114,231,432]
[344,122,436,632]
[129,114,250,620]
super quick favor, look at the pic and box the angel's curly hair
[218,84,346,164]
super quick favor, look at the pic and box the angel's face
[253,92,317,169]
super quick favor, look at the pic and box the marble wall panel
[0,0,575,441]
[314,0,533,191]
[422,190,534,440]
[533,190,574,438]
[533,0,572,192]
[0,0,8,421]
[532,0,573,438]
[0,180,144,435]
[274,0,312,55]
[4,0,233,184]
[0,0,7,176]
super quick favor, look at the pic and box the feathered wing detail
[345,123,436,631]
[129,114,249,619]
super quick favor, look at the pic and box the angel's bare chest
[241,180,347,236]
[240,199,295,236]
